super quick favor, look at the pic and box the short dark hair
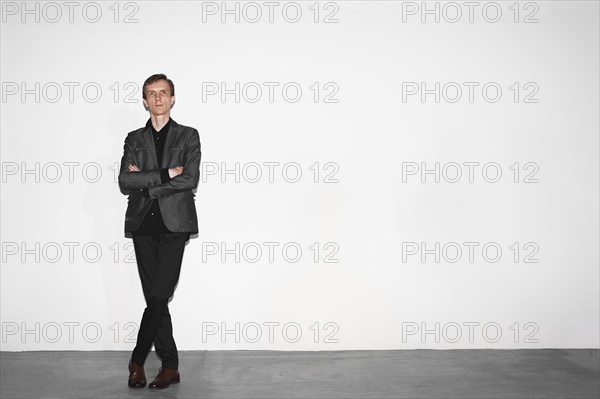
[142,73,175,99]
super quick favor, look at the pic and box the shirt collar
[146,117,172,135]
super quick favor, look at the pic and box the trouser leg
[131,232,188,369]
[154,308,178,369]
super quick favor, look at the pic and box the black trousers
[131,232,190,370]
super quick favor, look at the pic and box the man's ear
[170,95,176,108]
[142,98,149,110]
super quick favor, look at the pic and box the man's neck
[150,114,170,132]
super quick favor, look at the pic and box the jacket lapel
[162,119,179,169]
[142,122,159,170]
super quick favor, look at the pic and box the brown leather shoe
[128,361,146,388]
[148,367,180,390]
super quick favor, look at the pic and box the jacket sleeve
[147,129,201,199]
[118,134,162,195]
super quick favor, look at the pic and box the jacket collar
[145,117,177,132]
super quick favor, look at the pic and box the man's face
[143,80,174,117]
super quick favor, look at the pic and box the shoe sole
[148,379,180,390]
[128,381,147,388]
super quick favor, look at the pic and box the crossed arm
[118,130,201,199]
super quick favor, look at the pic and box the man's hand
[128,164,141,172]
[169,166,184,178]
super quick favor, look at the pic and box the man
[118,73,201,390]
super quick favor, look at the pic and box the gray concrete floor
[1,350,598,398]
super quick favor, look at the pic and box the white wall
[1,1,598,351]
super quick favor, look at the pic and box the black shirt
[132,118,172,236]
